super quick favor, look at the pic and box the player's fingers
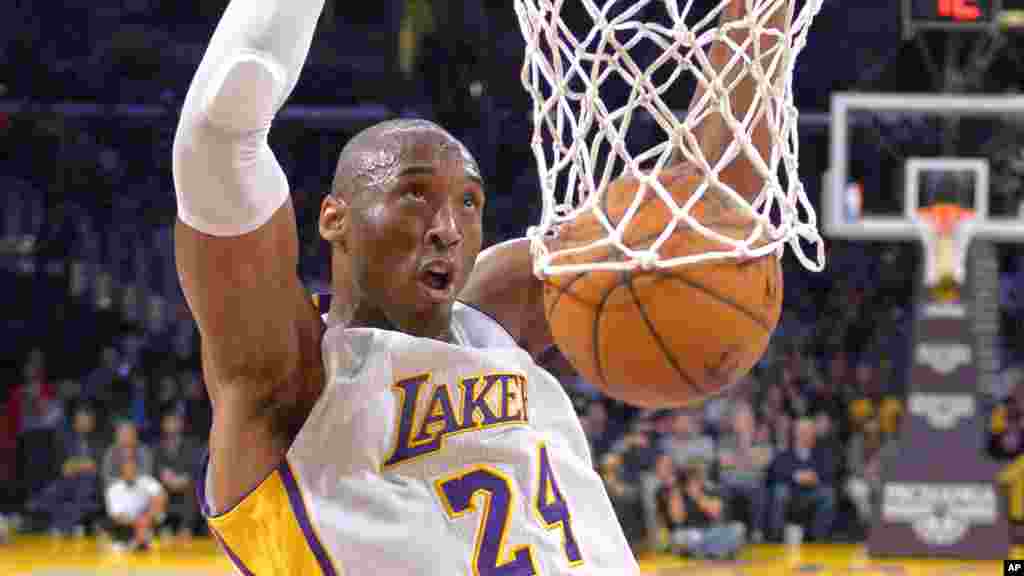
[657,162,697,188]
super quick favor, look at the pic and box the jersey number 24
[434,442,584,575]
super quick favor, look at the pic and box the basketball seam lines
[546,223,753,309]
[625,277,703,398]
[656,269,775,332]
[545,190,769,394]
[592,275,615,391]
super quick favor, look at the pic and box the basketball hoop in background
[915,203,976,303]
[513,0,826,278]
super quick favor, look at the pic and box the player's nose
[426,198,462,251]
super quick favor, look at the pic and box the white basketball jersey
[201,302,639,576]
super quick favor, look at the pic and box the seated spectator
[989,385,1024,459]
[102,420,154,489]
[153,407,201,540]
[813,411,843,485]
[105,450,166,552]
[656,462,744,559]
[598,452,646,550]
[771,412,793,453]
[768,418,836,542]
[580,400,612,461]
[777,362,810,418]
[846,417,883,530]
[26,401,104,536]
[716,401,772,541]
[658,410,715,471]
[612,419,658,485]
[13,351,64,506]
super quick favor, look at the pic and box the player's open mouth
[418,261,455,300]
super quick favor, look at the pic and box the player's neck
[350,303,456,343]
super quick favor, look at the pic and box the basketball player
[173,0,785,573]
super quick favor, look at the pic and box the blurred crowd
[555,332,904,555]
[563,319,1024,556]
[2,344,208,550]
[2,0,1024,558]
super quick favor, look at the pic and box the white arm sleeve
[172,0,326,237]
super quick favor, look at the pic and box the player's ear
[319,194,348,249]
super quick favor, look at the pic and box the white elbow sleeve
[173,53,290,237]
[203,52,287,134]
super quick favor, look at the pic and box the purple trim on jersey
[196,448,212,517]
[196,448,277,520]
[209,525,257,576]
[279,458,338,576]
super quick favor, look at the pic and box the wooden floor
[0,535,1011,575]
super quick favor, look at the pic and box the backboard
[824,93,1024,246]
[829,96,1021,561]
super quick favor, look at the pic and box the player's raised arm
[461,237,551,356]
[464,1,794,358]
[172,0,327,511]
[677,0,792,200]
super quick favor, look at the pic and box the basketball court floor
[0,536,1010,575]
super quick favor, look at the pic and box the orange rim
[917,203,974,234]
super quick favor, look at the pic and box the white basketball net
[515,0,826,276]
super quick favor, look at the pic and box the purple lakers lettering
[383,373,530,468]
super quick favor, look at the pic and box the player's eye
[463,192,477,208]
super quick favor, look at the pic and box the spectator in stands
[777,361,809,418]
[760,384,789,449]
[656,461,744,559]
[990,379,1024,459]
[659,410,715,470]
[12,350,63,433]
[105,450,165,552]
[25,401,103,536]
[580,400,611,461]
[179,371,212,439]
[768,418,836,542]
[771,411,793,453]
[702,387,740,435]
[102,420,153,488]
[613,418,658,485]
[599,452,646,550]
[847,360,885,436]
[12,350,63,511]
[83,346,119,404]
[717,400,772,542]
[846,417,883,531]
[808,354,853,447]
[153,407,200,540]
[813,411,842,484]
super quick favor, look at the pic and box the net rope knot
[516,0,826,277]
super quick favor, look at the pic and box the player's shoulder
[451,300,519,350]
[319,315,379,378]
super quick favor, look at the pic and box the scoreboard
[910,0,994,25]
[904,0,1024,35]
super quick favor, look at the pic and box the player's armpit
[175,201,322,402]
[460,237,553,357]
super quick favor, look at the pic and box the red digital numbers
[937,0,982,21]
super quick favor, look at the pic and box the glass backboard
[824,92,1024,243]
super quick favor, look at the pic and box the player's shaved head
[331,119,482,204]
[319,117,487,340]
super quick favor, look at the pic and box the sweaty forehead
[339,124,482,198]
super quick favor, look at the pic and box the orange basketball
[542,164,783,408]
